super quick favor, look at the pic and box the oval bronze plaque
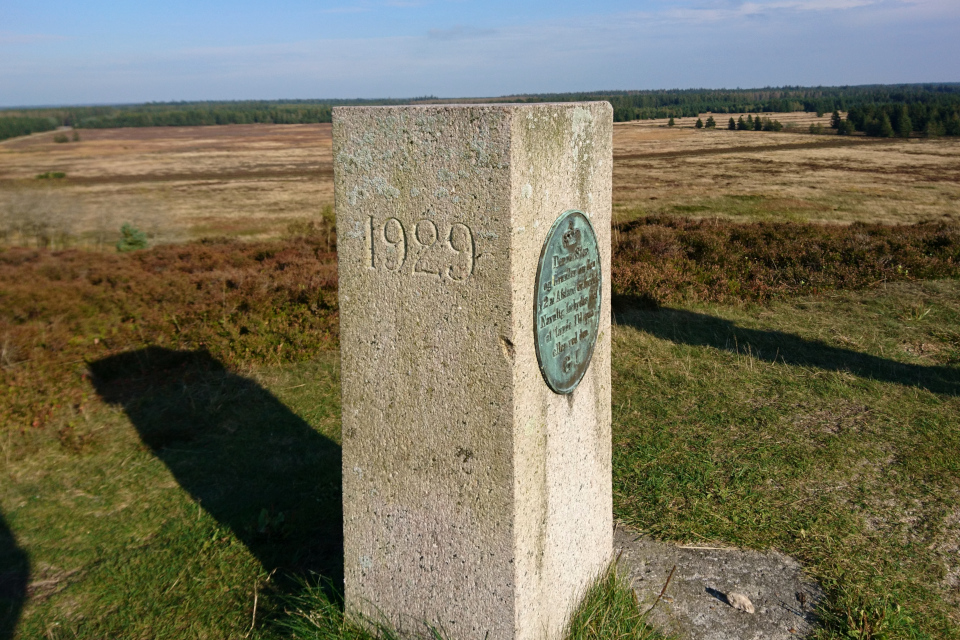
[534,210,602,395]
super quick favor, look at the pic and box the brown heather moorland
[1,121,960,639]
[2,118,959,247]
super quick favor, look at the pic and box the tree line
[2,84,958,137]
[838,100,960,137]
[530,84,960,122]
[0,116,58,142]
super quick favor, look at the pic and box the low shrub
[613,217,960,306]
[4,217,960,433]
[116,223,149,252]
[0,238,338,432]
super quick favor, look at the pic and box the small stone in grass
[727,592,755,614]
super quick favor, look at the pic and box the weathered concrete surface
[334,103,613,640]
[615,526,823,640]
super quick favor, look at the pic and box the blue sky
[2,0,959,107]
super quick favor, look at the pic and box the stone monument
[334,102,612,640]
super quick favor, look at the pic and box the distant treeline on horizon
[2,84,960,141]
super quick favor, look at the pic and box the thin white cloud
[661,0,878,23]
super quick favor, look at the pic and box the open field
[2,121,960,638]
[0,125,333,244]
[1,250,958,637]
[612,122,960,226]
[2,118,959,249]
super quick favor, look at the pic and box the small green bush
[53,133,69,143]
[35,171,66,179]
[116,224,149,252]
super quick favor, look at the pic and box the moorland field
[1,117,959,639]
[2,113,958,248]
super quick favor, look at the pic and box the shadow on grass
[0,511,28,640]
[88,347,343,591]
[614,298,960,396]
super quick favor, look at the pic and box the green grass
[2,279,959,638]
[612,279,960,638]
[564,563,667,640]
[278,562,668,640]
[3,353,342,638]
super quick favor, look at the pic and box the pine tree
[668,116,675,127]
[897,107,912,138]
[705,116,716,128]
[754,116,764,131]
[924,119,946,137]
[946,114,960,137]
[695,118,703,129]
[728,117,736,130]
[830,110,842,129]
[737,116,747,130]
[747,114,754,127]
[116,224,148,252]
[878,113,894,138]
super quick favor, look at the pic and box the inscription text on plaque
[534,210,602,394]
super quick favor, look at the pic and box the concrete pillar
[334,103,612,640]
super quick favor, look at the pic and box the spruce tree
[705,116,716,128]
[728,117,736,130]
[747,114,754,127]
[946,115,960,137]
[668,116,675,127]
[737,116,747,130]
[878,113,894,138]
[695,118,703,129]
[116,224,148,252]
[924,119,945,137]
[755,116,764,131]
[830,110,842,129]
[897,107,912,138]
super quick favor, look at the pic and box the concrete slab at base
[334,103,613,640]
[615,526,823,640]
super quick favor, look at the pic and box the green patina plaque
[534,210,602,395]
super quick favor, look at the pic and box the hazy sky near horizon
[2,0,959,107]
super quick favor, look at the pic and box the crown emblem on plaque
[562,220,581,250]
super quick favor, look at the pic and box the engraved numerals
[366,216,475,280]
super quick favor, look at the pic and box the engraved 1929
[365,216,476,281]
[534,210,602,395]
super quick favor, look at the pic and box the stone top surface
[333,101,611,110]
